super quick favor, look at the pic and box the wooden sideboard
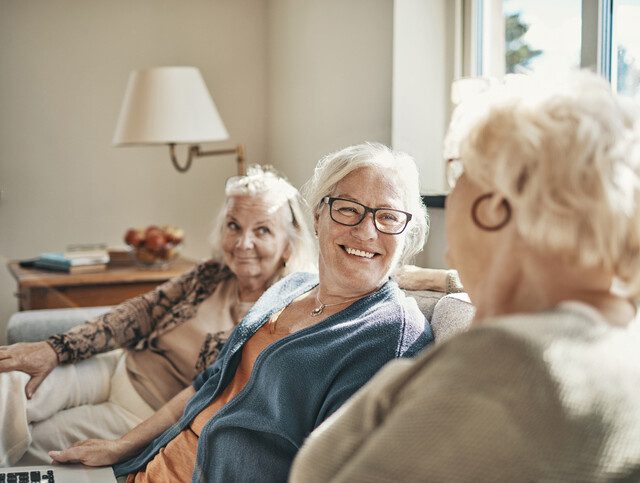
[7,259,197,311]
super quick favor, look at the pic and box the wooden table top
[7,258,198,288]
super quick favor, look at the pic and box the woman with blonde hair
[0,165,317,466]
[290,71,640,481]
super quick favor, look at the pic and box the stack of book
[107,246,134,266]
[34,248,110,274]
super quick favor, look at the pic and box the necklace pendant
[310,304,325,317]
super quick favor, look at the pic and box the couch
[6,290,475,345]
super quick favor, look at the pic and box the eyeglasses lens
[330,199,408,234]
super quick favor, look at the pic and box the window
[461,0,640,98]
[612,0,640,98]
[503,0,582,75]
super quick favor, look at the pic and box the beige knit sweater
[290,301,640,482]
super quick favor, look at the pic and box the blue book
[39,251,109,266]
[33,258,107,273]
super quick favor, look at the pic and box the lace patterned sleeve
[195,329,233,373]
[47,263,207,364]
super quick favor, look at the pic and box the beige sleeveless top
[125,277,253,409]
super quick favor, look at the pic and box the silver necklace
[310,291,364,317]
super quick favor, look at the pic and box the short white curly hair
[302,142,429,266]
[451,70,640,299]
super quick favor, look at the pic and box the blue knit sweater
[114,272,432,482]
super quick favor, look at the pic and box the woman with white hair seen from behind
[290,71,640,481]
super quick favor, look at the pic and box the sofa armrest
[403,289,475,342]
[402,289,447,322]
[430,293,475,342]
[6,306,112,344]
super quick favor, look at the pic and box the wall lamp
[112,66,245,174]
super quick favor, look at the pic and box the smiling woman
[312,166,411,304]
[0,165,317,467]
[301,143,430,321]
[220,195,294,300]
[304,143,429,267]
[44,144,432,482]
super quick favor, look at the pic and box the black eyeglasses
[322,197,412,235]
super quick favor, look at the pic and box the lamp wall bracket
[169,143,246,175]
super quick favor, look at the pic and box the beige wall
[0,0,269,341]
[393,0,453,195]
[0,0,397,342]
[266,0,394,188]
[393,0,456,269]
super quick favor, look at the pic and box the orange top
[127,314,285,482]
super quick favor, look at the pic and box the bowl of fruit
[124,225,185,269]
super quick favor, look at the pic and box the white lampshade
[112,66,229,145]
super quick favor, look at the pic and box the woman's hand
[0,341,59,398]
[49,438,134,466]
[49,385,196,468]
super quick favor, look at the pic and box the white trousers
[0,350,154,467]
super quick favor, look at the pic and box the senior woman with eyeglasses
[0,165,317,466]
[48,143,433,481]
[289,71,640,482]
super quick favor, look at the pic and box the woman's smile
[316,166,406,297]
[340,245,378,260]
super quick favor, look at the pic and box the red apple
[145,225,160,235]
[145,227,163,240]
[145,232,166,253]
[124,228,144,248]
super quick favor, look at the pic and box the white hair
[210,164,317,276]
[302,142,429,266]
[451,70,640,299]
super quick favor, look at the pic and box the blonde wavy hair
[451,71,640,298]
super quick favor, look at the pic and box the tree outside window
[505,12,542,73]
[613,0,640,98]
[501,0,582,77]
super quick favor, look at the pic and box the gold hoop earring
[471,193,511,231]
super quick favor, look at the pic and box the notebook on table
[0,464,117,483]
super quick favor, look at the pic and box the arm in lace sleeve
[47,263,212,364]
